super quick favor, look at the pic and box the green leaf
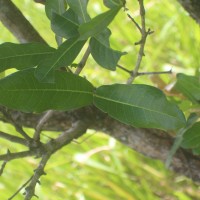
[90,36,126,70]
[175,73,200,103]
[94,28,111,47]
[94,84,186,131]
[165,113,198,168]
[103,0,125,8]
[181,122,200,149]
[0,69,94,113]
[51,10,79,39]
[35,37,86,82]
[67,0,90,23]
[0,43,55,73]
[79,6,121,40]
[45,0,66,19]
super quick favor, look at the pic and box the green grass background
[0,0,200,199]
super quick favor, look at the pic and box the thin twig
[8,176,33,200]
[75,46,91,75]
[0,149,10,176]
[24,154,50,200]
[0,150,36,161]
[117,64,132,74]
[127,13,142,33]
[0,107,32,140]
[137,69,172,76]
[127,0,153,84]
[34,110,54,142]
[0,131,28,146]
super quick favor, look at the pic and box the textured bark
[0,0,46,43]
[2,106,200,182]
[178,0,200,24]
[0,0,200,183]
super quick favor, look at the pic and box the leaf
[94,28,111,47]
[90,36,126,70]
[181,122,200,149]
[0,43,55,73]
[175,73,200,103]
[79,6,121,40]
[35,37,86,82]
[51,10,79,39]
[103,0,125,8]
[0,69,94,113]
[45,0,66,19]
[165,113,198,168]
[94,84,186,131]
[67,0,90,23]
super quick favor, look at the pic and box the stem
[75,46,91,75]
[126,0,152,84]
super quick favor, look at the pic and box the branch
[75,46,91,75]
[0,131,27,146]
[34,110,54,142]
[0,0,46,43]
[178,0,200,24]
[127,0,153,84]
[0,107,32,141]
[0,150,35,161]
[24,154,50,200]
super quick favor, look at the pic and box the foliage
[0,0,200,199]
[0,0,187,132]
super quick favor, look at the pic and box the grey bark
[178,0,200,24]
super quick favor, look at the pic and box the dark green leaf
[67,0,90,23]
[90,36,126,70]
[79,6,121,40]
[0,69,94,112]
[181,122,200,149]
[35,37,86,82]
[175,73,200,103]
[94,84,186,131]
[0,43,55,73]
[45,0,66,19]
[51,11,79,39]
[94,28,111,47]
[165,113,198,168]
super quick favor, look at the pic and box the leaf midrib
[94,94,179,120]
[0,52,54,60]
[3,88,93,94]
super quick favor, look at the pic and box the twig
[0,150,10,176]
[24,154,50,200]
[34,110,54,142]
[0,107,32,140]
[127,0,153,84]
[8,176,33,200]
[137,69,172,76]
[0,150,36,161]
[117,64,132,74]
[0,131,28,146]
[75,46,91,75]
[127,13,142,33]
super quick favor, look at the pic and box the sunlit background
[0,0,200,199]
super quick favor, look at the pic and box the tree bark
[2,106,200,182]
[178,0,200,24]
[0,0,200,183]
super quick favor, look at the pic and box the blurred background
[0,0,200,199]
